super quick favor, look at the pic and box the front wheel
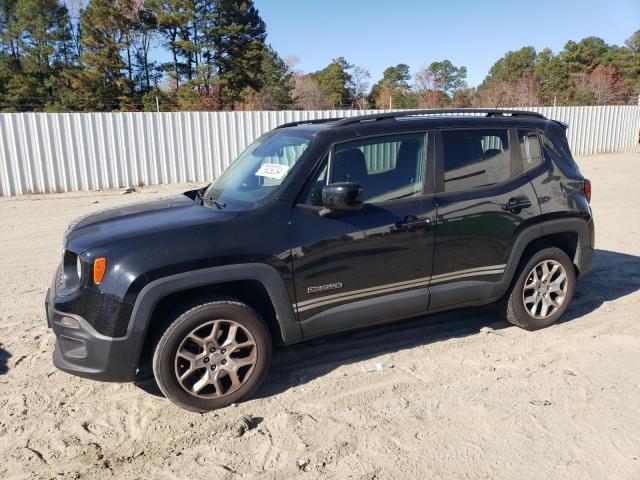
[152,299,272,412]
[500,247,576,330]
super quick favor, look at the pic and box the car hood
[64,194,239,253]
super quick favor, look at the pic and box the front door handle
[501,197,532,213]
[395,215,430,230]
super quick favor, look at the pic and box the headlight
[76,255,83,280]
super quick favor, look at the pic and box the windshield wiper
[194,188,225,209]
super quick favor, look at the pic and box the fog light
[59,316,79,329]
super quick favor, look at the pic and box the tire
[152,298,272,412]
[500,247,576,330]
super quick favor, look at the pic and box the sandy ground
[1,153,639,479]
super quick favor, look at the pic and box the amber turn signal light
[93,257,107,284]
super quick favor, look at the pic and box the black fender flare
[127,263,302,353]
[494,217,593,298]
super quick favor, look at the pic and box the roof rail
[332,109,546,127]
[275,117,344,129]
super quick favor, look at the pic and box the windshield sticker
[255,163,290,180]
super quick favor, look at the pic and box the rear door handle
[501,197,532,213]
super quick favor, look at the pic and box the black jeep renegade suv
[46,109,594,411]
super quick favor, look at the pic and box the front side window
[305,132,427,205]
[518,129,543,172]
[442,129,511,193]
[204,131,312,209]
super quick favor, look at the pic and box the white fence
[1,106,638,196]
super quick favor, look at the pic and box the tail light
[583,179,591,203]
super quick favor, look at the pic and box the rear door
[289,131,437,337]
[429,127,541,309]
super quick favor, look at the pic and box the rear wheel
[500,247,576,330]
[152,299,272,412]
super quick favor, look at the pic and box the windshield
[203,130,313,209]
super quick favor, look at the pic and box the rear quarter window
[517,129,543,172]
[543,124,581,175]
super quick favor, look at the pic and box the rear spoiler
[553,120,569,130]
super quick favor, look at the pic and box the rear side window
[518,129,543,172]
[442,129,511,193]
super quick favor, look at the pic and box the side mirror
[320,182,363,215]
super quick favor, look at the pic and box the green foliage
[211,0,267,108]
[412,59,467,108]
[626,30,640,53]
[244,46,294,110]
[142,86,176,111]
[427,60,467,95]
[0,0,75,111]
[561,37,608,73]
[533,48,571,105]
[150,0,193,88]
[381,64,411,86]
[478,34,639,106]
[310,57,354,108]
[484,47,537,85]
[73,0,131,111]
[369,63,417,108]
[132,6,161,92]
[1,2,637,112]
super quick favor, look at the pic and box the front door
[429,127,542,309]
[289,132,437,337]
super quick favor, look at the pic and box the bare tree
[132,7,159,91]
[292,74,331,110]
[474,80,509,107]
[575,65,627,105]
[284,55,300,73]
[503,73,540,106]
[351,66,370,109]
[413,65,441,107]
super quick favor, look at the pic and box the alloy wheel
[522,259,568,319]
[174,319,257,399]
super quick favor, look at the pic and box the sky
[254,0,640,87]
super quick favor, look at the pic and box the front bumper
[47,288,143,382]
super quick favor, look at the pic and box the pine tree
[151,0,191,88]
[210,0,266,109]
[0,0,75,111]
[310,57,354,108]
[369,63,413,108]
[534,48,571,105]
[132,6,160,92]
[74,0,130,111]
[0,0,20,110]
[242,46,293,110]
[174,0,200,82]
[193,0,217,96]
